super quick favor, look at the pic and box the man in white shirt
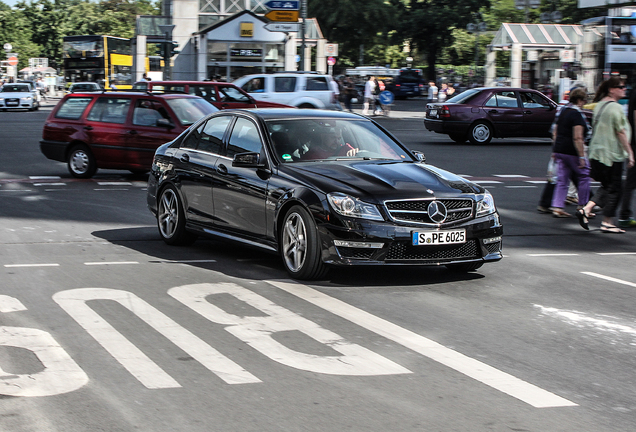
[427,81,438,103]
[330,78,342,110]
[362,76,376,115]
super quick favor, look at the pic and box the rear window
[446,88,480,104]
[305,77,329,91]
[86,97,132,124]
[274,77,296,92]
[55,97,93,120]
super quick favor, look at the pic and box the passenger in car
[301,129,359,160]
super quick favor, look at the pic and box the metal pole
[300,0,307,71]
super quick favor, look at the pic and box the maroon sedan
[424,87,558,144]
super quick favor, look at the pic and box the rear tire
[67,144,97,178]
[468,121,493,145]
[157,185,197,246]
[280,205,328,280]
[445,262,484,272]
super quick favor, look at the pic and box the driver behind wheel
[301,128,359,160]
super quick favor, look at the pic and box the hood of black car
[282,161,483,201]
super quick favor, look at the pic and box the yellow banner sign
[265,10,299,22]
[240,22,254,37]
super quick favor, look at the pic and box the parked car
[233,72,338,109]
[424,87,561,144]
[132,80,292,110]
[0,83,40,111]
[147,108,503,280]
[40,91,218,178]
[67,82,102,93]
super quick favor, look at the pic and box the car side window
[485,92,518,108]
[227,117,262,158]
[198,116,231,154]
[55,97,93,120]
[189,86,217,103]
[243,77,265,93]
[182,123,203,150]
[218,86,250,103]
[132,99,170,127]
[274,77,296,92]
[305,77,328,91]
[86,97,131,123]
[520,92,551,108]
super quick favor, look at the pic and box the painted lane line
[97,182,133,186]
[157,259,217,264]
[494,174,530,178]
[0,190,33,192]
[267,279,577,408]
[29,176,61,180]
[582,272,636,288]
[528,254,579,257]
[94,188,129,191]
[505,186,537,188]
[34,183,66,187]
[84,261,139,266]
[4,263,60,268]
[472,180,502,184]
[526,180,547,184]
[596,252,636,256]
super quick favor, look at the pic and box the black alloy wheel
[280,205,328,280]
[157,185,197,246]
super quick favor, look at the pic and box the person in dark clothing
[618,87,636,227]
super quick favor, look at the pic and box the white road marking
[97,182,133,186]
[526,180,547,184]
[34,183,66,187]
[596,252,636,256]
[473,180,502,184]
[94,188,129,191]
[169,283,410,376]
[0,295,27,313]
[582,272,636,288]
[158,259,218,264]
[4,263,60,268]
[505,185,537,188]
[29,176,61,180]
[0,189,33,192]
[54,288,260,387]
[527,254,580,257]
[535,304,636,339]
[494,175,530,178]
[267,279,577,408]
[83,261,139,266]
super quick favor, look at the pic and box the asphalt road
[1,99,635,432]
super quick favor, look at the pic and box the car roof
[71,82,100,85]
[228,108,366,121]
[472,87,542,92]
[137,81,228,85]
[64,91,204,99]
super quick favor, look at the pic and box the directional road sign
[264,22,300,32]
[7,56,18,66]
[264,10,299,22]
[265,0,299,9]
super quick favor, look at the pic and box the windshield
[446,88,480,104]
[1,85,30,93]
[266,118,412,163]
[166,97,219,126]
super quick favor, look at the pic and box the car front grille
[336,247,376,260]
[5,98,19,107]
[485,241,502,254]
[386,240,479,262]
[384,198,473,226]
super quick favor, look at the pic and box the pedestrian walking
[343,77,355,113]
[427,81,438,104]
[362,75,376,116]
[618,84,636,228]
[577,77,635,233]
[330,77,343,110]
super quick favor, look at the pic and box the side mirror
[412,150,426,163]
[156,118,175,129]
[233,152,266,168]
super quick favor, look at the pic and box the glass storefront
[206,40,284,81]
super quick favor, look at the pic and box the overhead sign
[560,49,575,63]
[7,56,18,66]
[264,22,300,32]
[265,10,299,22]
[265,0,299,9]
[325,43,339,57]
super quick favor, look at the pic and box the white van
[233,72,337,109]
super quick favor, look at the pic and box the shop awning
[490,23,583,50]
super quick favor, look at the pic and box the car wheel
[67,144,97,178]
[445,262,484,272]
[280,205,328,280]
[448,133,466,143]
[157,185,197,246]
[298,103,316,109]
[468,121,493,145]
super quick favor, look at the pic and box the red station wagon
[424,87,559,144]
[40,91,218,178]
[131,80,292,110]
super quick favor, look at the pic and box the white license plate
[429,109,437,117]
[412,229,466,246]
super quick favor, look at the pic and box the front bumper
[319,213,503,267]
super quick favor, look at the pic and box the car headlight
[327,193,384,221]
[23,96,32,101]
[476,191,496,217]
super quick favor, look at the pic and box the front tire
[67,144,97,178]
[280,205,328,280]
[157,185,197,246]
[468,121,493,145]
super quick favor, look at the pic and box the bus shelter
[487,23,583,93]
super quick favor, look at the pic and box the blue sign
[379,91,394,105]
[265,0,299,10]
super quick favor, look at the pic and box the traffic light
[170,41,179,57]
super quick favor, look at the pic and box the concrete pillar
[303,45,311,71]
[285,34,297,71]
[316,39,326,74]
[511,43,522,88]
[135,35,147,82]
[485,48,496,87]
[172,0,199,80]
[197,36,207,81]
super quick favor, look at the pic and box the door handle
[523,110,532,114]
[180,153,190,163]
[217,164,228,175]
[487,109,498,113]
[128,130,139,135]
[83,126,93,131]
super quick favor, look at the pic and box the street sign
[3,43,12,51]
[325,43,338,56]
[265,10,299,21]
[7,56,18,66]
[327,56,336,66]
[379,91,394,105]
[265,0,299,9]
[265,22,300,32]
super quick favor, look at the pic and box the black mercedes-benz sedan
[147,109,503,280]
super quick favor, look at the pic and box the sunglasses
[614,85,626,89]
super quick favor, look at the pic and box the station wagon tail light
[441,105,451,118]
